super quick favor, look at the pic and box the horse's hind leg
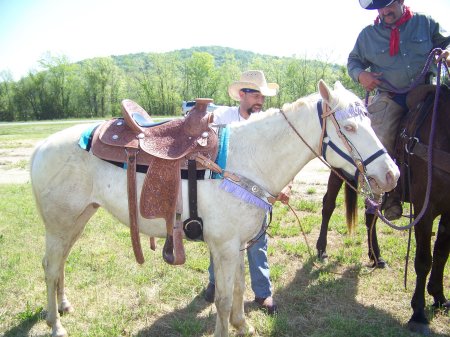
[408,214,433,335]
[427,213,450,309]
[316,170,344,260]
[43,204,98,337]
[230,251,254,336]
[211,241,241,337]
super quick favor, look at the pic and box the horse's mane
[284,88,366,121]
[281,93,318,114]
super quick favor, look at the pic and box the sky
[0,0,449,80]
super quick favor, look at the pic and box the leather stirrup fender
[126,147,145,264]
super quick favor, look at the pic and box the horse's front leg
[364,214,386,268]
[211,242,240,337]
[230,250,254,336]
[427,213,450,309]
[316,171,343,260]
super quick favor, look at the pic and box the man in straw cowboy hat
[203,70,291,315]
[348,0,450,220]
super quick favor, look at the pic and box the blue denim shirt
[347,12,450,92]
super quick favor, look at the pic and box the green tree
[214,53,241,106]
[132,53,182,115]
[0,71,15,121]
[81,57,122,117]
[14,71,48,120]
[183,52,219,100]
[39,53,78,119]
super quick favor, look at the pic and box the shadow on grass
[135,256,449,337]
[136,291,214,337]
[2,311,43,337]
[272,257,447,337]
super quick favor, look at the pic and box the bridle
[318,100,388,199]
[280,99,387,200]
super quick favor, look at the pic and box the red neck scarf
[375,6,413,56]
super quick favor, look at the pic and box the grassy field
[0,122,448,337]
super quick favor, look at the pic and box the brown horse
[316,83,450,335]
[400,84,450,335]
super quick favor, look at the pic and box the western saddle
[91,98,218,265]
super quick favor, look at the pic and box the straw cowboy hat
[228,70,279,101]
[359,0,395,10]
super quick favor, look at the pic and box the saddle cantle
[91,98,218,265]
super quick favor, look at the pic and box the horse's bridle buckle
[405,137,419,155]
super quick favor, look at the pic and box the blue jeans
[208,226,272,299]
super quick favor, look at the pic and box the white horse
[31,80,399,337]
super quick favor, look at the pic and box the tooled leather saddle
[91,98,218,265]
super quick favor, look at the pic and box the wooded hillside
[0,46,362,121]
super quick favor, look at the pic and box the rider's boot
[383,188,402,221]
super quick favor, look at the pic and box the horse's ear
[318,80,331,102]
[334,81,345,91]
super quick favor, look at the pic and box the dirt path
[0,142,36,184]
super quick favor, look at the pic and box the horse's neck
[225,103,320,195]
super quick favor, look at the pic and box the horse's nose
[386,170,398,190]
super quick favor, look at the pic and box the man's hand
[276,183,293,205]
[436,49,450,66]
[358,71,382,92]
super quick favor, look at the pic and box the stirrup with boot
[383,190,402,221]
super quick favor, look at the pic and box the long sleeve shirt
[347,12,450,92]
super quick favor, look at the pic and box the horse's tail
[344,179,358,234]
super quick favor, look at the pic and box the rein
[368,49,450,285]
[364,48,447,105]
[369,49,450,231]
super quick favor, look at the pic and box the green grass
[0,122,449,337]
[1,183,448,337]
[0,122,89,142]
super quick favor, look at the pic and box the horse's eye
[344,124,356,133]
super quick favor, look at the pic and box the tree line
[0,47,365,121]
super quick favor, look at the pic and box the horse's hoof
[317,250,328,262]
[368,257,387,269]
[376,258,387,268]
[58,300,74,314]
[407,320,430,336]
[432,300,450,311]
[236,323,254,336]
[52,321,68,337]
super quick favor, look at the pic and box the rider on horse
[347,0,450,220]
